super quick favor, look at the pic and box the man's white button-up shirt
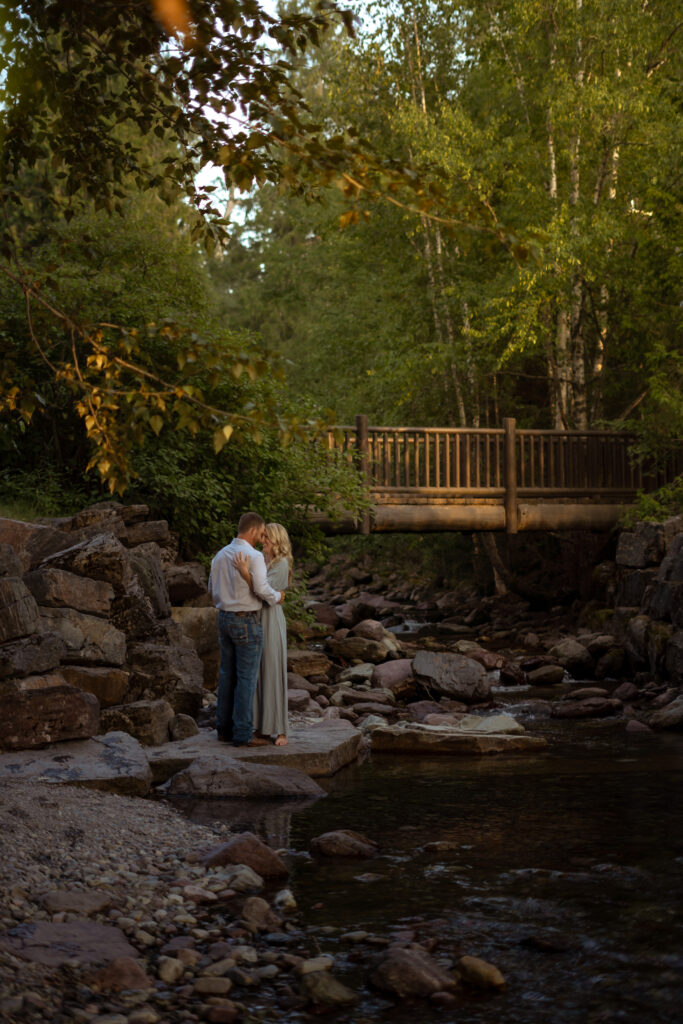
[208,538,281,612]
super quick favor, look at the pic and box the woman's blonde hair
[266,523,293,584]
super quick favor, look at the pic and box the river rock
[310,830,378,857]
[0,632,66,679]
[0,679,100,750]
[287,649,332,678]
[165,561,207,603]
[288,688,314,711]
[370,722,548,755]
[337,663,375,684]
[649,694,683,729]
[0,731,153,795]
[60,664,130,707]
[527,664,565,685]
[39,606,126,665]
[241,896,283,932]
[286,672,320,692]
[88,957,154,991]
[170,713,200,740]
[549,638,594,679]
[412,650,490,703]
[41,533,133,592]
[0,919,138,966]
[200,832,289,876]
[372,945,457,998]
[326,636,389,663]
[42,890,112,915]
[164,756,325,799]
[350,619,386,642]
[456,713,525,735]
[551,697,622,718]
[371,658,415,697]
[126,641,204,716]
[613,681,639,701]
[0,577,40,643]
[300,970,359,1006]
[310,602,340,629]
[100,699,174,746]
[498,662,528,687]
[457,955,505,989]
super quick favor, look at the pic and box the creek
[173,702,683,1024]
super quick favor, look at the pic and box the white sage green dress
[254,557,289,738]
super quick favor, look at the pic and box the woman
[234,523,292,746]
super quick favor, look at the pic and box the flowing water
[174,710,683,1023]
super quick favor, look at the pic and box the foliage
[621,477,683,527]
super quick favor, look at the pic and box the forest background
[0,0,680,566]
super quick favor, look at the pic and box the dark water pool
[173,719,683,1023]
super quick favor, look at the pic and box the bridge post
[503,417,518,534]
[355,414,371,535]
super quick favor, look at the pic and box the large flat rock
[147,720,362,784]
[369,723,549,756]
[0,731,152,796]
[163,756,325,798]
[0,919,138,966]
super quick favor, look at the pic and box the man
[208,512,283,747]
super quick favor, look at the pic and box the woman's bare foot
[274,734,288,746]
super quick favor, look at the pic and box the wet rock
[165,562,207,603]
[0,731,153,795]
[412,650,491,703]
[549,638,594,679]
[498,662,528,687]
[0,919,137,966]
[60,664,130,708]
[0,681,100,751]
[40,606,126,665]
[100,699,174,746]
[370,722,548,755]
[200,832,289,877]
[310,830,378,857]
[0,577,40,643]
[626,719,653,735]
[286,649,332,678]
[300,969,359,1006]
[0,632,66,680]
[457,955,505,989]
[164,756,324,799]
[564,686,609,699]
[613,681,639,701]
[371,945,457,997]
[649,694,683,729]
[527,664,565,686]
[551,697,621,719]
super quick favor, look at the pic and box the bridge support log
[503,417,518,535]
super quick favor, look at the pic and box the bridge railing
[328,416,681,499]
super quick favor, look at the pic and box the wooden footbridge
[312,416,681,534]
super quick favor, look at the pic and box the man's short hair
[238,511,265,535]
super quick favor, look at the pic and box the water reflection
[166,795,321,849]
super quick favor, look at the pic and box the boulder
[616,523,668,568]
[371,659,416,697]
[350,619,385,642]
[327,636,390,664]
[0,679,100,750]
[0,543,23,577]
[200,832,289,876]
[372,946,457,998]
[337,663,374,685]
[60,664,130,708]
[527,664,565,686]
[648,581,683,626]
[549,638,594,679]
[370,722,548,755]
[126,641,204,716]
[240,896,282,933]
[0,632,66,680]
[550,697,622,719]
[594,647,626,679]
[287,672,321,693]
[0,731,153,796]
[128,544,171,619]
[311,829,378,857]
[309,603,340,629]
[0,518,82,571]
[42,890,112,916]
[170,713,200,740]
[649,694,683,730]
[39,607,126,665]
[412,650,490,703]
[124,520,170,547]
[288,688,314,711]
[171,606,220,689]
[109,578,163,641]
[165,562,207,604]
[100,698,174,746]
[40,533,133,592]
[166,756,324,799]
[87,956,153,992]
[23,568,114,617]
[287,649,332,678]
[455,713,525,735]
[0,577,40,643]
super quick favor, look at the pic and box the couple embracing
[208,512,292,748]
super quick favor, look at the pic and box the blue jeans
[216,611,263,745]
